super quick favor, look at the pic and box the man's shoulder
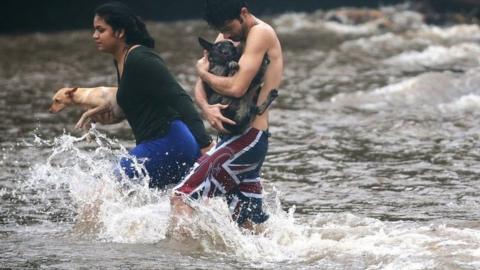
[252,22,276,35]
[249,22,278,43]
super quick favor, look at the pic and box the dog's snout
[48,105,59,113]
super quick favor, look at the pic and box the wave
[438,94,480,112]
[330,68,480,113]
[12,127,479,268]
[272,6,425,36]
[384,43,480,70]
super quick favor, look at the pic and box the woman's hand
[91,107,121,125]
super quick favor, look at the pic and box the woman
[92,2,212,188]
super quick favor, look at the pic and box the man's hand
[202,103,236,134]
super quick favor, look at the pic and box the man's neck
[244,14,258,36]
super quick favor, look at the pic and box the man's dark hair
[204,0,248,29]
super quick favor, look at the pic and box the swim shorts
[174,127,269,225]
[119,120,200,188]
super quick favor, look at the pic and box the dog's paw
[75,119,91,130]
[84,118,93,129]
[75,121,85,130]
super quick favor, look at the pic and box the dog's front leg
[75,105,110,129]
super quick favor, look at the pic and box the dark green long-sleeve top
[116,46,211,147]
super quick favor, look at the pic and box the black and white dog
[198,37,277,134]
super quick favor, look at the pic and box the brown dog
[49,87,124,129]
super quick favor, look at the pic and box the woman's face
[92,15,123,54]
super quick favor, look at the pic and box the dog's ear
[198,37,213,51]
[66,87,78,98]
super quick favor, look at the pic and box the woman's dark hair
[204,0,248,29]
[95,1,155,48]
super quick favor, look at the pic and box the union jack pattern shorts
[173,127,269,225]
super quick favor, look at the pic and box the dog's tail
[255,89,278,115]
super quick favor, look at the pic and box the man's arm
[193,79,211,114]
[197,27,271,98]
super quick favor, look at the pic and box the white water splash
[20,128,480,268]
[438,94,480,113]
[384,43,480,70]
[330,66,480,113]
[24,127,167,242]
[330,72,457,111]
[272,7,425,36]
[416,24,480,42]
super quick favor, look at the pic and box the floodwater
[2,5,480,270]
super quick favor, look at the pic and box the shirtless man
[171,0,283,230]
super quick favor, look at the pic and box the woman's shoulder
[129,45,159,58]
[126,46,170,76]
[128,46,164,66]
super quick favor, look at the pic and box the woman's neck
[113,43,129,63]
[113,43,130,78]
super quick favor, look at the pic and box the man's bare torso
[215,17,283,131]
[249,19,283,131]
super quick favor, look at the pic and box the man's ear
[240,7,249,18]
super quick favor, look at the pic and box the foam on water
[384,43,480,70]
[173,207,480,269]
[272,6,425,36]
[417,24,480,42]
[438,94,480,113]
[18,128,480,268]
[272,11,381,36]
[330,66,480,114]
[330,72,455,111]
[340,33,425,58]
[339,24,480,62]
